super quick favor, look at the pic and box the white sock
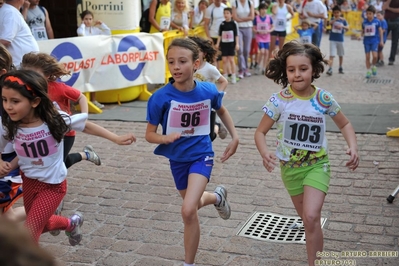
[214,192,221,205]
[184,263,195,266]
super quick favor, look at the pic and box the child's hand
[163,132,181,144]
[115,133,136,145]
[379,42,384,47]
[220,138,239,163]
[262,151,277,172]
[0,161,12,177]
[235,44,239,51]
[345,147,359,171]
[95,20,103,26]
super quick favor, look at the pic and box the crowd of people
[141,0,398,78]
[0,0,397,266]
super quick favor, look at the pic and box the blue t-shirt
[379,19,388,43]
[297,28,314,44]
[329,18,348,42]
[146,81,224,162]
[362,18,381,45]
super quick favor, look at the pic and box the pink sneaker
[244,71,251,77]
[238,72,244,79]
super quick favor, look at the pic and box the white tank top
[273,4,288,32]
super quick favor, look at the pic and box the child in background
[361,5,383,78]
[249,7,259,70]
[294,19,317,45]
[77,10,111,109]
[255,41,359,266]
[376,10,388,66]
[253,2,274,75]
[171,0,190,36]
[145,38,239,266]
[190,36,229,140]
[0,44,25,223]
[326,5,349,75]
[216,8,239,81]
[0,70,135,245]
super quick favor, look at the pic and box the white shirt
[205,3,228,38]
[232,0,254,28]
[297,0,326,24]
[77,23,111,36]
[0,3,39,67]
[0,112,88,184]
[194,62,222,83]
[191,6,204,28]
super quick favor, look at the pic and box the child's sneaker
[244,70,251,77]
[49,200,64,236]
[65,212,84,246]
[92,100,104,109]
[338,67,344,74]
[326,67,332,76]
[231,74,237,84]
[83,145,101,166]
[366,71,372,79]
[214,185,231,220]
[254,65,261,75]
[238,71,244,79]
[371,65,377,76]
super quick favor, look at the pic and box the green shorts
[280,157,330,196]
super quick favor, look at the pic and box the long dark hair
[265,41,328,88]
[188,36,218,63]
[0,70,70,142]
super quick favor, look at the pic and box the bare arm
[44,9,54,39]
[145,123,180,144]
[83,121,136,145]
[331,111,359,171]
[76,93,88,113]
[254,114,277,172]
[216,106,239,162]
[148,0,164,31]
[204,17,211,39]
[216,76,228,91]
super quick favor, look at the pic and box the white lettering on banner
[38,33,165,92]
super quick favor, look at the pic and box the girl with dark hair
[0,69,135,245]
[255,41,359,265]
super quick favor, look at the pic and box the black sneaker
[338,67,344,74]
[388,61,394,65]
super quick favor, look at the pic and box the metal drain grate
[364,78,392,84]
[236,212,327,244]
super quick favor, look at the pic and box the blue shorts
[170,156,214,190]
[364,43,378,53]
[258,42,270,50]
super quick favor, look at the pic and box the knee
[302,211,321,231]
[181,205,197,224]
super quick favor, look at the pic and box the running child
[0,44,25,223]
[376,10,388,66]
[21,51,102,236]
[253,2,274,75]
[0,69,136,244]
[216,7,239,81]
[145,38,239,266]
[189,36,229,140]
[361,5,383,78]
[254,41,359,266]
[326,5,349,75]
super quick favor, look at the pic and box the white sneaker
[231,74,237,84]
[92,100,104,109]
[214,185,231,220]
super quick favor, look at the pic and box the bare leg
[178,173,216,264]
[3,206,26,223]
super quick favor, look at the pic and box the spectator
[297,0,326,47]
[149,0,171,33]
[374,0,383,12]
[0,0,4,7]
[170,0,190,36]
[383,0,399,65]
[232,0,255,79]
[340,0,352,12]
[189,0,208,28]
[204,0,228,66]
[0,0,39,68]
[21,0,54,41]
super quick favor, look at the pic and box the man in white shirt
[0,0,39,67]
[297,0,327,46]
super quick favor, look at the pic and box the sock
[214,192,221,205]
[184,263,195,266]
[85,151,90,160]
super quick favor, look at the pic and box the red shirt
[357,0,365,10]
[48,81,81,136]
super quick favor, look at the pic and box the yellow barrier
[387,128,399,137]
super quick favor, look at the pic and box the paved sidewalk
[36,35,399,265]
